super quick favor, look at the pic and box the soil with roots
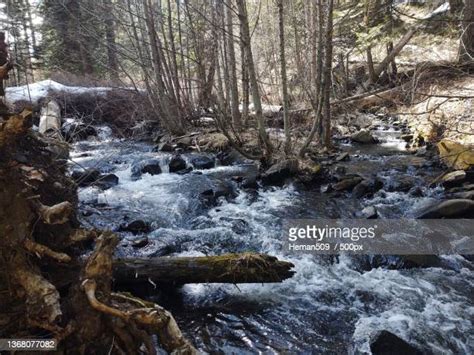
[0,110,195,354]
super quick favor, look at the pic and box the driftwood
[114,253,295,285]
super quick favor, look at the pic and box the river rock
[200,181,236,205]
[131,236,149,248]
[190,155,215,170]
[401,134,413,143]
[440,170,466,188]
[175,167,193,175]
[169,155,187,172]
[352,179,383,198]
[218,149,249,166]
[417,199,474,219]
[332,176,363,192]
[131,159,162,179]
[62,122,97,142]
[359,206,378,219]
[118,220,152,235]
[437,139,474,170]
[448,190,474,200]
[153,141,174,152]
[414,146,427,157]
[95,173,119,190]
[351,130,378,144]
[176,136,193,148]
[408,186,424,197]
[370,330,422,355]
[388,176,417,193]
[335,152,350,161]
[261,159,298,186]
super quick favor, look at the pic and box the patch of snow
[5,79,138,105]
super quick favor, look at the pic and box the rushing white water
[70,125,474,354]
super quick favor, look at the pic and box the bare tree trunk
[321,0,334,148]
[226,0,242,130]
[277,0,291,155]
[103,0,119,80]
[367,47,377,83]
[236,0,272,158]
[239,15,250,125]
[166,0,182,108]
[298,0,325,157]
[372,27,416,80]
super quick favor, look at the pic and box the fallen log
[114,253,295,285]
[38,99,62,135]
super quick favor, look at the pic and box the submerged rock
[190,155,215,170]
[351,129,379,144]
[169,155,187,172]
[62,122,97,142]
[218,149,249,166]
[417,199,474,218]
[261,159,298,186]
[370,330,422,355]
[332,176,363,192]
[153,141,174,152]
[95,173,119,190]
[352,179,383,198]
[118,220,152,235]
[335,152,350,161]
[131,159,162,179]
[131,237,149,248]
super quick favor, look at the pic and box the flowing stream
[70,119,473,354]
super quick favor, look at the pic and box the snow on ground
[5,79,134,105]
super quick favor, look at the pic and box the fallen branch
[114,253,295,285]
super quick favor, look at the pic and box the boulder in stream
[131,159,162,179]
[417,199,474,219]
[118,220,152,235]
[332,176,363,192]
[440,170,466,188]
[369,330,423,355]
[358,206,378,219]
[261,159,298,186]
[218,149,249,166]
[62,122,97,142]
[169,155,187,172]
[131,236,149,248]
[95,173,119,190]
[190,155,215,170]
[352,179,383,198]
[351,129,379,144]
[153,141,174,152]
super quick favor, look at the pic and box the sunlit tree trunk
[226,0,241,130]
[236,0,272,158]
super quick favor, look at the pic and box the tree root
[80,232,197,354]
[35,201,74,225]
[24,238,71,263]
